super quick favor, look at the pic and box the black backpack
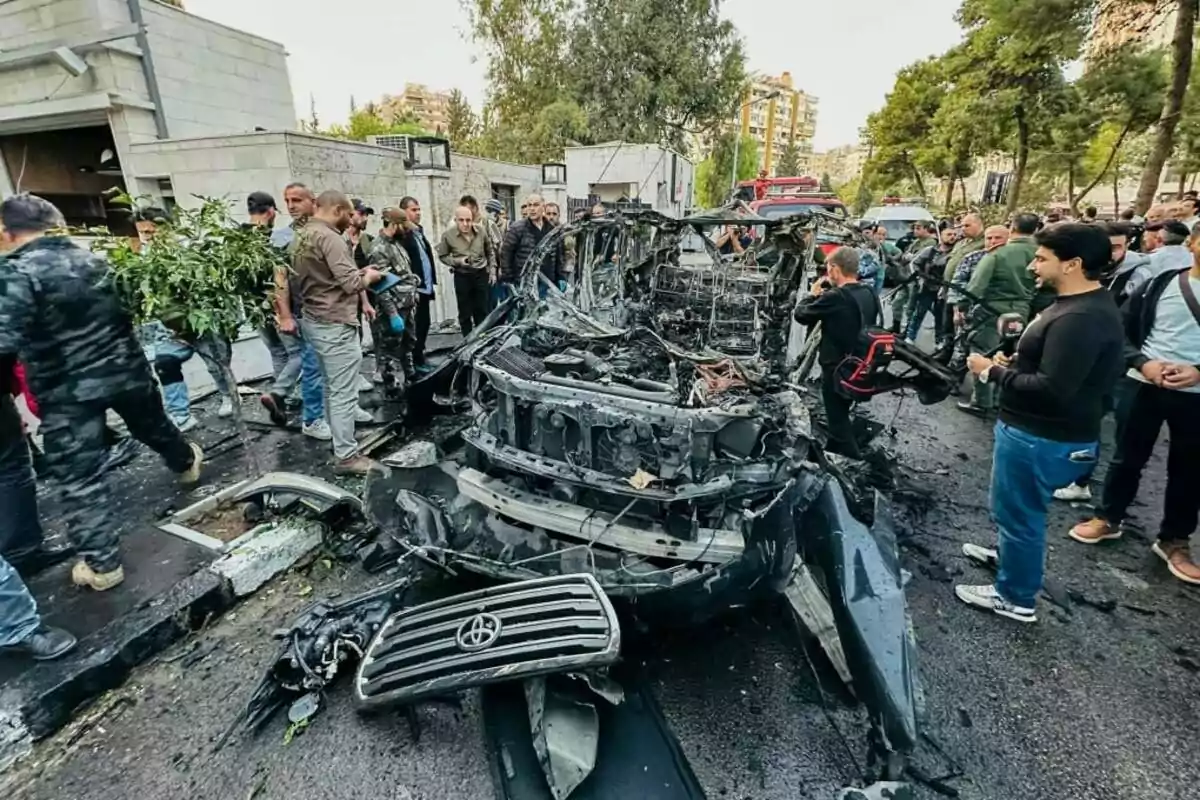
[834,287,895,400]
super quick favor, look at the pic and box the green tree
[697,132,757,207]
[446,89,480,148]
[777,143,802,177]
[323,105,430,142]
[567,0,746,151]
[1134,0,1199,212]
[1070,46,1167,211]
[1172,49,1200,192]
[461,0,574,126]
[864,56,947,198]
[951,0,1094,212]
[819,172,834,193]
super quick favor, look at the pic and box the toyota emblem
[455,613,503,652]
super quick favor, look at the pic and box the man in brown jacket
[292,191,383,474]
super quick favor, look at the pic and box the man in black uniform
[793,247,881,458]
[0,195,203,592]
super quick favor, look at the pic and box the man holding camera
[793,247,881,459]
[956,224,1124,623]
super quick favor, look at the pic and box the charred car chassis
[231,208,955,798]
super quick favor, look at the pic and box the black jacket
[399,226,437,296]
[912,245,951,292]
[500,218,564,285]
[793,282,881,367]
[1120,266,1196,371]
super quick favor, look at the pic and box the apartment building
[736,72,818,177]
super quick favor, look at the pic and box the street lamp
[730,89,782,192]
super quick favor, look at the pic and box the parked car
[861,204,936,244]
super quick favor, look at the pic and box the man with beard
[292,191,384,474]
[957,224,1123,623]
[367,208,420,395]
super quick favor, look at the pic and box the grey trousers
[268,328,305,397]
[301,319,362,460]
[261,324,290,382]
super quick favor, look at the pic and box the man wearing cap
[367,208,420,394]
[248,192,292,387]
[347,200,375,269]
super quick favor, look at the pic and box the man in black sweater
[956,224,1124,623]
[793,247,881,458]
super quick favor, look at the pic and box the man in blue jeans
[956,223,1125,623]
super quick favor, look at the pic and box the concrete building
[379,83,453,134]
[1087,0,1176,62]
[811,144,868,187]
[736,72,818,177]
[0,0,566,326]
[564,142,694,217]
[0,0,295,231]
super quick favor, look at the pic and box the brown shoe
[1152,541,1200,585]
[1069,518,1121,545]
[180,442,204,485]
[333,454,381,476]
[71,561,125,591]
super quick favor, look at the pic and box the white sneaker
[1053,483,1091,502]
[354,406,375,424]
[955,584,1037,623]
[357,375,373,393]
[302,419,333,441]
[962,542,998,568]
[217,397,234,418]
[176,416,198,433]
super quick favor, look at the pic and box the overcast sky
[185,0,964,151]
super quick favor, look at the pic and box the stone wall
[141,0,295,139]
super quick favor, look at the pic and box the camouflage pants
[370,313,415,401]
[40,383,195,572]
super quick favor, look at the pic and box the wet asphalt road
[5,379,1200,800]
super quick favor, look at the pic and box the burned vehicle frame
[380,208,956,787]
[225,209,958,799]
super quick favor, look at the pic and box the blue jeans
[0,555,39,647]
[298,337,324,425]
[991,422,1097,608]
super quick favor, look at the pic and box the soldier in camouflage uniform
[368,208,420,399]
[0,195,203,592]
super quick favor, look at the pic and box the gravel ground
[5,382,1198,800]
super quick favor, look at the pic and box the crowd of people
[796,201,1200,625]
[1,182,1197,662]
[0,184,575,661]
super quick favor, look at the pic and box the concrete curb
[0,567,233,771]
[0,517,325,773]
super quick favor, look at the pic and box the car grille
[483,346,544,380]
[354,574,620,709]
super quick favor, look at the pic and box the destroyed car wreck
[228,208,960,798]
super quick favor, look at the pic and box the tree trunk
[959,176,968,207]
[1067,164,1076,213]
[1075,120,1132,214]
[909,161,926,199]
[219,363,259,474]
[1179,169,1188,196]
[943,177,954,211]
[1113,166,1120,217]
[1007,105,1030,213]
[1134,0,1199,214]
